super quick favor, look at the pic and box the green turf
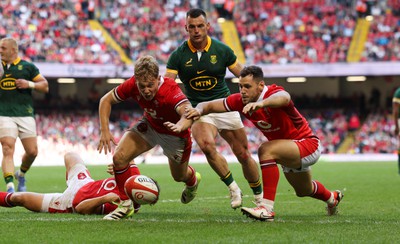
[1,161,399,243]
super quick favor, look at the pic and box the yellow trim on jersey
[227,59,238,70]
[2,57,21,66]
[166,68,178,74]
[188,36,212,53]
[32,74,42,82]
[393,97,400,103]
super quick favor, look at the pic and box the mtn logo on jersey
[189,76,217,91]
[0,78,16,90]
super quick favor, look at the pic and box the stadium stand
[0,0,398,164]
[2,0,399,65]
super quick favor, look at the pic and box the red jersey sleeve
[224,93,244,112]
[114,76,137,102]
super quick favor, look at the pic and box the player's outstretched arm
[98,89,119,154]
[74,192,119,215]
[243,90,291,114]
[189,98,227,118]
[164,101,194,133]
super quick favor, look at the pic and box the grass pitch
[1,160,399,243]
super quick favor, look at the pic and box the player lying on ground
[0,152,140,214]
[165,65,343,222]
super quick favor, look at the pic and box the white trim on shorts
[194,111,244,131]
[281,138,322,173]
[0,116,36,139]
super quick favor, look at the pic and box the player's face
[185,15,210,49]
[136,76,160,101]
[239,75,264,104]
[0,40,13,63]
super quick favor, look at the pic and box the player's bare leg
[1,137,17,193]
[104,131,148,220]
[191,122,242,209]
[0,191,44,212]
[285,171,343,216]
[220,128,263,202]
[16,137,38,192]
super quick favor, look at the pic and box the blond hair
[0,37,18,52]
[134,55,159,81]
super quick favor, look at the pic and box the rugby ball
[124,175,159,205]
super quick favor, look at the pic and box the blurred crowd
[1,0,399,65]
[26,107,395,163]
[0,0,397,162]
[236,0,400,64]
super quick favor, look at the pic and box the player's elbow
[74,204,92,215]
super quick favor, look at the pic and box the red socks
[185,166,196,187]
[260,160,280,201]
[310,180,332,201]
[0,192,14,207]
[114,164,141,200]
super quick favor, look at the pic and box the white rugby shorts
[0,116,36,139]
[195,111,244,131]
[41,164,94,213]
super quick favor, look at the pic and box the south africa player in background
[0,37,49,193]
[98,55,201,220]
[166,65,343,221]
[392,86,400,174]
[0,152,140,215]
[165,8,262,209]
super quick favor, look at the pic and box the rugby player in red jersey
[166,65,343,221]
[0,152,136,215]
[98,55,201,220]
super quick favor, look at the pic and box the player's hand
[15,79,29,89]
[243,102,263,114]
[104,193,120,203]
[164,121,183,133]
[98,130,117,154]
[106,164,114,175]
[184,107,201,120]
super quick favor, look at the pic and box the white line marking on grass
[159,193,293,203]
[1,216,361,224]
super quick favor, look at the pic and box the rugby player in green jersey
[392,87,400,174]
[0,38,49,193]
[165,8,263,209]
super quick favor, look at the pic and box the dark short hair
[240,66,264,81]
[187,8,207,19]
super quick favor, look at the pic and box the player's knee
[112,153,129,167]
[1,144,15,155]
[25,147,38,158]
[9,193,24,206]
[198,140,216,155]
[64,151,77,161]
[232,147,252,163]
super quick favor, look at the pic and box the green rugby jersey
[167,36,237,106]
[393,87,400,114]
[0,58,41,117]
